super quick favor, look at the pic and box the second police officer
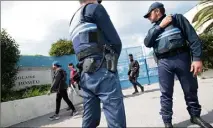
[143,2,212,128]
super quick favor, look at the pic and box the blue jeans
[80,68,126,128]
[158,52,201,123]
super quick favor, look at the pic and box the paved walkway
[12,78,213,127]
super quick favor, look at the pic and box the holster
[82,58,98,73]
[105,53,118,73]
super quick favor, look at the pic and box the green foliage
[1,84,51,102]
[1,29,20,95]
[49,39,74,56]
[192,0,213,33]
[200,33,213,70]
[199,0,212,4]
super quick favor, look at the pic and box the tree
[49,39,75,56]
[199,33,213,70]
[192,0,213,33]
[1,29,20,95]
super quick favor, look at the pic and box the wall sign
[13,67,52,90]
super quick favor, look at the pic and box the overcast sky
[1,1,198,56]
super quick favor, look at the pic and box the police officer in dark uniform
[128,54,144,94]
[143,2,212,128]
[68,0,126,127]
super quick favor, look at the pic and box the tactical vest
[69,4,103,61]
[153,15,187,55]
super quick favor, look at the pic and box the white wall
[0,91,83,127]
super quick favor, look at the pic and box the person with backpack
[68,0,126,127]
[68,63,83,98]
[128,54,144,94]
[68,63,81,90]
[48,61,78,120]
[143,2,212,128]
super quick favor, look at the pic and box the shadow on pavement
[173,110,213,127]
[10,104,84,127]
[124,88,160,99]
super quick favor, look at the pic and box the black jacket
[128,60,140,78]
[50,68,67,92]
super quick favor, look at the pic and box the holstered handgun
[82,58,97,73]
[105,53,118,73]
[104,45,118,73]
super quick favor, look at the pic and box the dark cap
[144,2,164,18]
[97,0,102,4]
[128,54,133,56]
[52,61,61,67]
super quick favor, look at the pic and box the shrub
[1,84,51,102]
[1,29,20,95]
[200,33,213,70]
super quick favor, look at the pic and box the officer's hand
[190,61,203,76]
[159,15,172,28]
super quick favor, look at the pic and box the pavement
[12,78,213,127]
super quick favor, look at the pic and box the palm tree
[192,0,213,34]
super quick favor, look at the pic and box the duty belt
[156,46,189,59]
[77,46,103,61]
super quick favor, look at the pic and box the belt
[77,46,103,61]
[95,59,107,68]
[156,47,189,59]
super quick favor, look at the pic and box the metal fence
[117,46,159,88]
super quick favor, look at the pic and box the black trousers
[55,89,76,114]
[129,77,144,92]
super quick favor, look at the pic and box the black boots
[163,117,212,128]
[164,123,173,128]
[132,91,139,95]
[191,116,213,128]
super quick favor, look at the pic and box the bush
[1,29,20,95]
[200,33,213,70]
[1,84,51,102]
[49,39,74,56]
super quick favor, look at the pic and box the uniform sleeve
[144,25,163,48]
[92,4,122,55]
[174,14,202,61]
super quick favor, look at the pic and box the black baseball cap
[129,54,133,56]
[97,0,102,4]
[144,2,164,18]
